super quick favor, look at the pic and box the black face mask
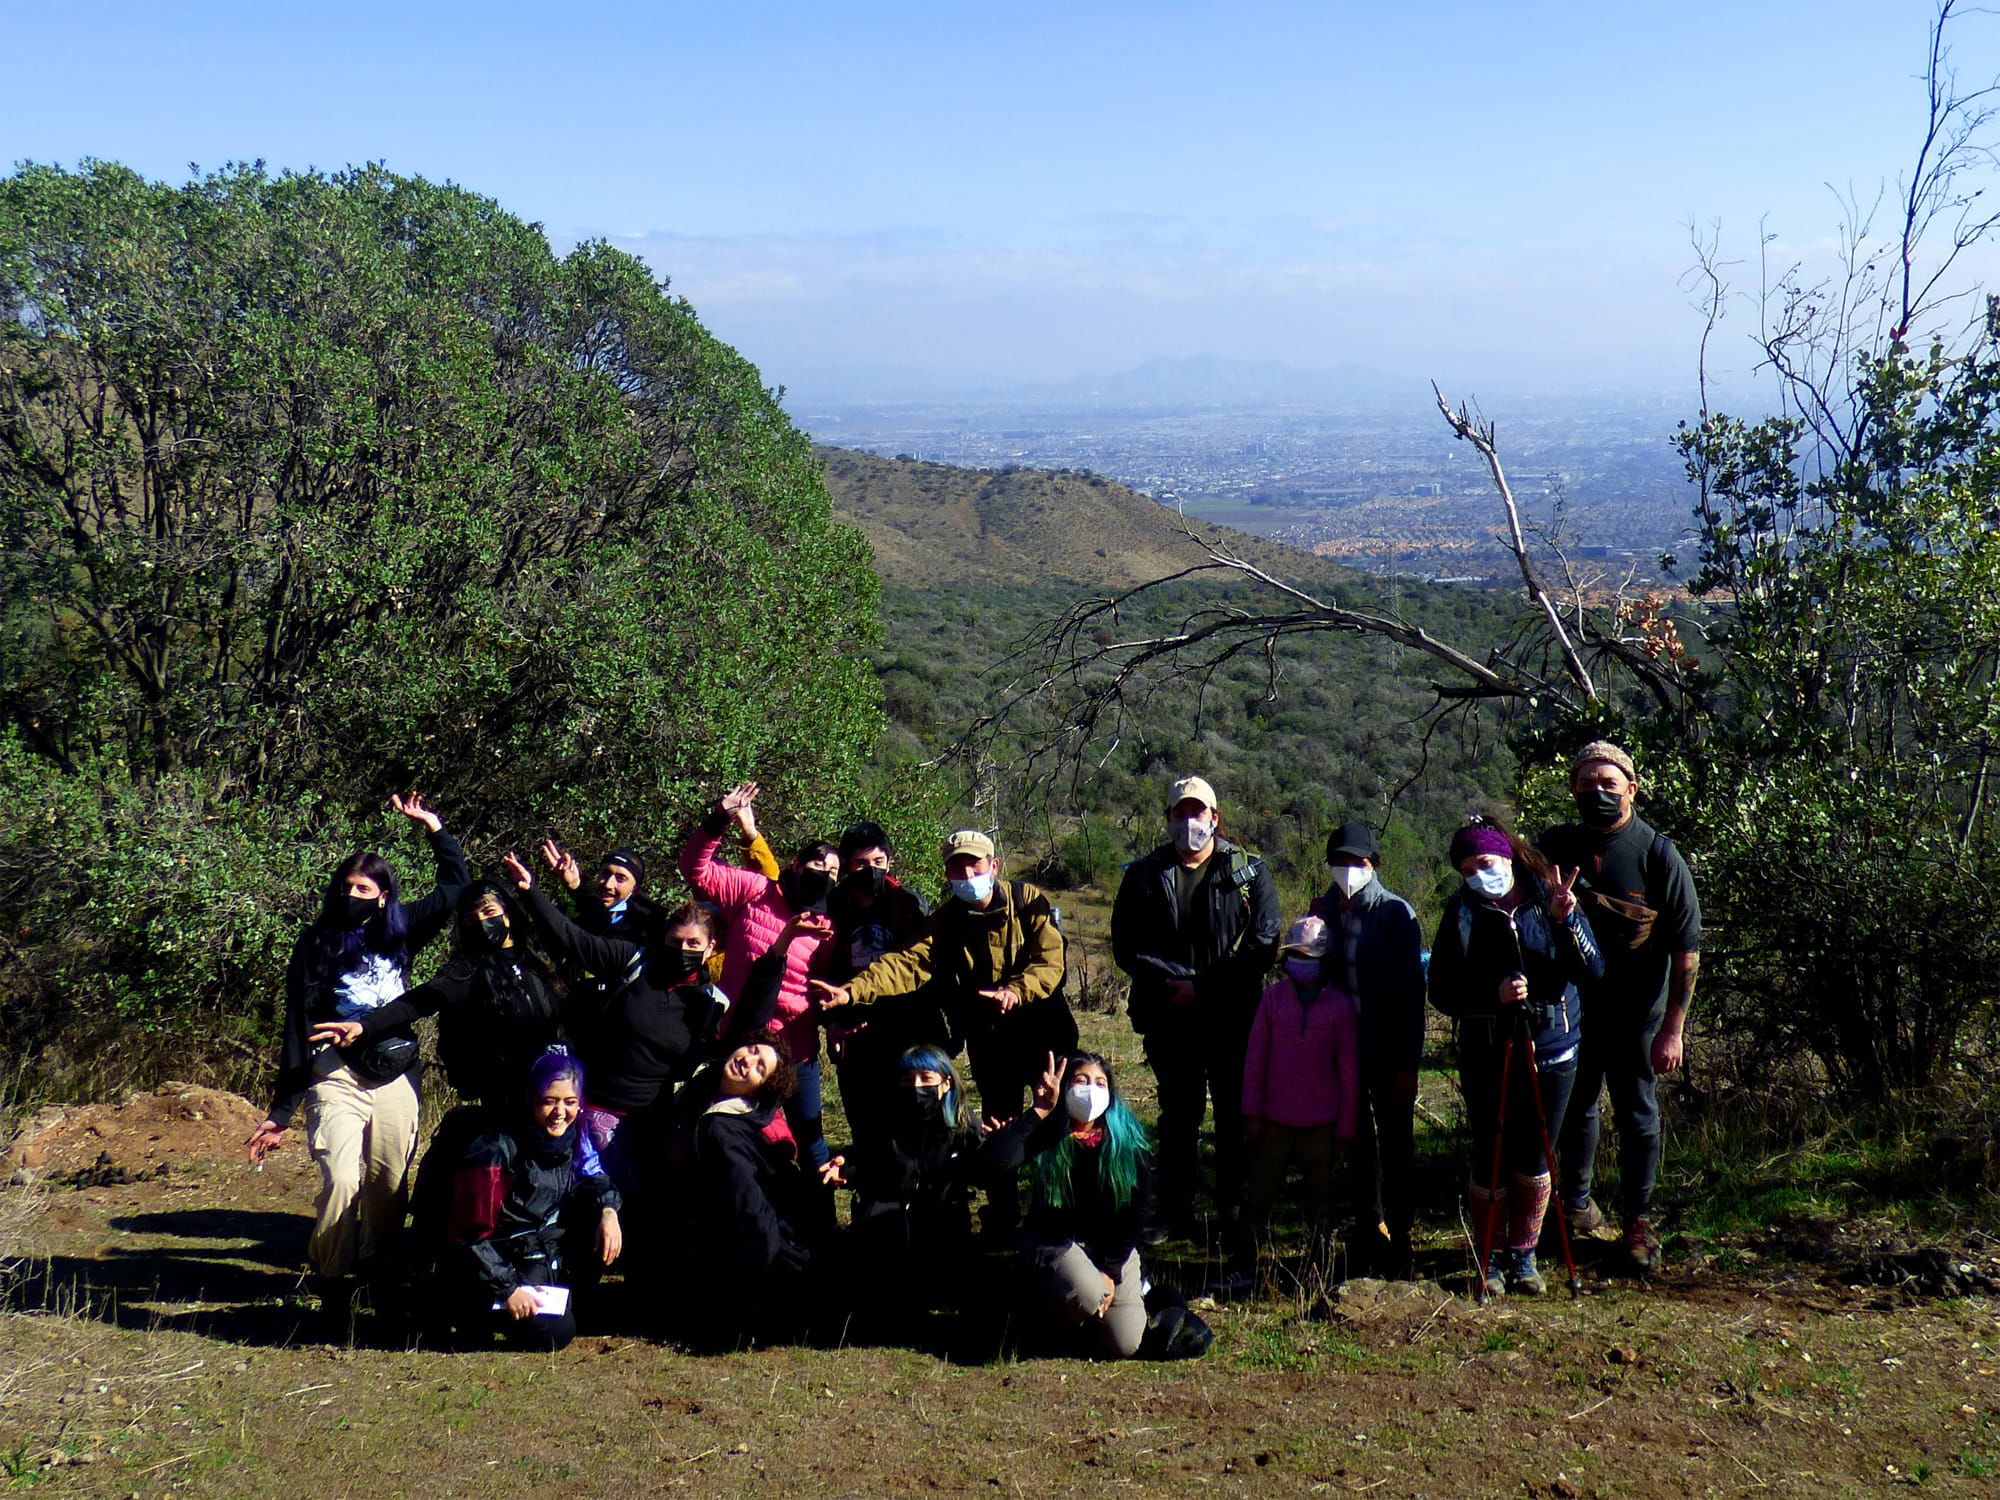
[898,1084,945,1123]
[844,866,889,900]
[782,868,833,911]
[1576,787,1626,828]
[657,947,702,984]
[343,893,382,928]
[478,915,510,947]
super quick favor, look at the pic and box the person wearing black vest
[1110,775,1281,1246]
[1539,741,1702,1274]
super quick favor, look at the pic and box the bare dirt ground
[2,1077,1998,1497]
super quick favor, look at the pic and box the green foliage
[1656,338,2000,1095]
[0,160,885,1091]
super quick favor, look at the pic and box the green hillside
[818,445,1339,590]
[819,444,1523,926]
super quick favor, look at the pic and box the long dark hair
[308,851,410,985]
[446,881,565,1017]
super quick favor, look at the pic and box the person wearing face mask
[821,1044,980,1321]
[434,1049,623,1351]
[979,1051,1154,1359]
[499,854,818,1204]
[1428,816,1603,1297]
[1538,741,1702,1275]
[825,821,939,1150]
[1222,916,1361,1294]
[1306,821,1428,1277]
[245,794,469,1311]
[1109,775,1282,1243]
[679,787,840,1170]
[810,829,1072,1237]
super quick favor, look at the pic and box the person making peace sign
[1426,816,1603,1297]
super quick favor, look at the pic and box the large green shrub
[0,161,889,1094]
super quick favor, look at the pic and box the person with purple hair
[437,1049,623,1351]
[244,794,469,1309]
[1427,815,1602,1297]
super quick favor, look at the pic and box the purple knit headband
[1448,825,1514,865]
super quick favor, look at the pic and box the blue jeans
[784,1058,831,1168]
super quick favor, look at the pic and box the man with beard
[1539,741,1701,1274]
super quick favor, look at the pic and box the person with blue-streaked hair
[824,1043,982,1315]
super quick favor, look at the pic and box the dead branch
[1432,384,1599,703]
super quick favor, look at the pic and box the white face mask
[1065,1081,1111,1124]
[949,873,994,905]
[1171,816,1215,854]
[1332,864,1374,899]
[1465,865,1514,900]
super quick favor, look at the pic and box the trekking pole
[1519,1032,1583,1299]
[1473,1023,1515,1306]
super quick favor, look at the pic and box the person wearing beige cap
[810,828,1075,1235]
[1110,775,1281,1243]
[1538,741,1702,1275]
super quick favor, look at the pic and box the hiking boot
[1480,1252,1507,1299]
[1624,1217,1662,1274]
[1503,1249,1546,1296]
[1565,1197,1610,1239]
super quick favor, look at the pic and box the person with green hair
[979,1050,1154,1359]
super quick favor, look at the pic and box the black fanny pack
[312,1032,420,1086]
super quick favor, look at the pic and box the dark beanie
[602,848,647,889]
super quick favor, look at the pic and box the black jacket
[445,1119,621,1297]
[267,827,470,1127]
[980,1108,1154,1270]
[1308,877,1429,1075]
[1428,877,1604,1060]
[356,951,564,1110]
[1111,838,1282,1031]
[522,886,773,1114]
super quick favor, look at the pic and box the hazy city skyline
[5,1,1994,402]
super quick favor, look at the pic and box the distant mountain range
[791,353,1430,414]
[1035,354,1430,411]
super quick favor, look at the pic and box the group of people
[245,740,1699,1356]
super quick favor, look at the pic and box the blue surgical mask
[950,873,994,905]
[1284,956,1322,985]
[1465,865,1514,900]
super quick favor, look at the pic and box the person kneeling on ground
[823,1044,982,1318]
[980,1051,1154,1360]
[660,1017,816,1342]
[438,1049,622,1352]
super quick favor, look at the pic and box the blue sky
[3,0,1989,397]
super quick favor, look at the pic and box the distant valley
[798,355,1699,583]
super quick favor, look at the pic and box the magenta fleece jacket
[1242,976,1361,1137]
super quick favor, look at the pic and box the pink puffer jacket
[679,827,825,1062]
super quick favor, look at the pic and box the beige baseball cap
[1167,775,1218,812]
[940,829,996,862]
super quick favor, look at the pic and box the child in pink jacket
[1226,915,1360,1291]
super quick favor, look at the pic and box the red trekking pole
[1519,1031,1583,1298]
[1472,1026,1515,1306]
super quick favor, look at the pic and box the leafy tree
[0,161,886,1089]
